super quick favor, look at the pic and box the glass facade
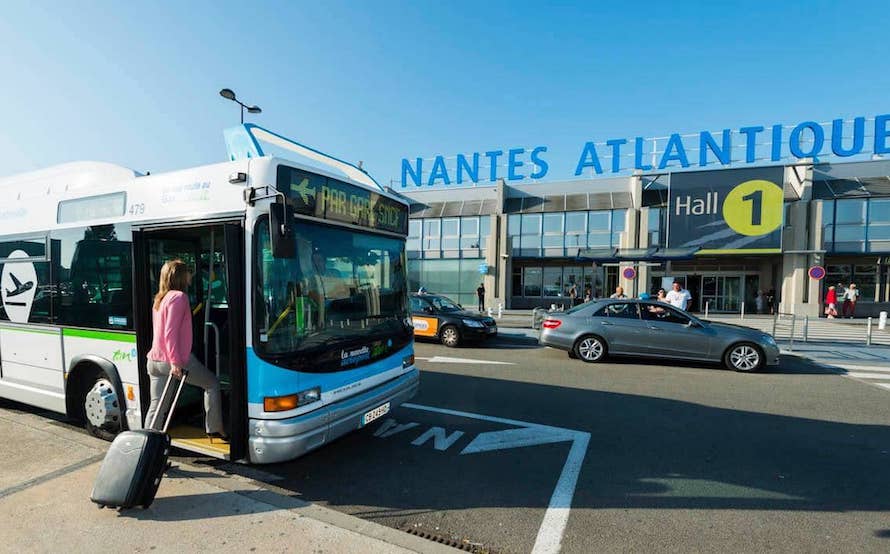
[507,209,626,257]
[408,216,490,260]
[511,264,618,306]
[407,258,488,307]
[822,198,890,253]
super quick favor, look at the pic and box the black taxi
[409,293,497,347]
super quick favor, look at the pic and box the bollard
[880,311,887,330]
[867,317,873,346]
[740,301,745,320]
[704,301,709,318]
[803,315,809,343]
[497,302,503,319]
[487,307,492,317]
[789,315,796,351]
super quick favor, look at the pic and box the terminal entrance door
[700,275,741,313]
[133,222,247,461]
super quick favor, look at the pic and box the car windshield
[427,295,462,312]
[254,218,412,372]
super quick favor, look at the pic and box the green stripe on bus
[62,328,137,343]
[0,325,59,336]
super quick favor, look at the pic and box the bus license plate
[362,402,390,426]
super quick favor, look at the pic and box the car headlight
[462,319,484,328]
[761,334,777,345]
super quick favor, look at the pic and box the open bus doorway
[133,222,246,461]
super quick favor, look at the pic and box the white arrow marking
[416,356,514,365]
[461,426,577,454]
[403,403,589,554]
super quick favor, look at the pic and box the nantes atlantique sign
[400,113,890,188]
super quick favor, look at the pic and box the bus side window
[52,225,134,330]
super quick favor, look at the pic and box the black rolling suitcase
[90,370,187,509]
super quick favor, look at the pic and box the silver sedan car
[539,299,780,372]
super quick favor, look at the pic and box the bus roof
[0,128,406,237]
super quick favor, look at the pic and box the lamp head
[219,88,236,101]
[247,105,262,114]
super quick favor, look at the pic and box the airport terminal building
[399,157,890,316]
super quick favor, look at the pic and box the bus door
[133,223,246,461]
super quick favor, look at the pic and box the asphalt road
[6,333,890,553]
[215,335,890,553]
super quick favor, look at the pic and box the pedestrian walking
[665,281,693,311]
[610,286,627,299]
[584,287,592,303]
[145,260,226,440]
[569,283,578,306]
[824,285,838,319]
[767,288,776,315]
[477,282,485,311]
[842,282,860,318]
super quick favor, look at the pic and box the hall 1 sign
[667,166,785,255]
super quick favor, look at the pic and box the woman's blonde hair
[153,259,191,310]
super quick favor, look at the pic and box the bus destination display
[277,166,407,235]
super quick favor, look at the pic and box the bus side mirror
[270,202,295,258]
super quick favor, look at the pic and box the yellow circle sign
[722,179,784,236]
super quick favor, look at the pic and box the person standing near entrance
[145,259,226,440]
[755,290,766,314]
[477,282,485,312]
[842,282,860,318]
[568,283,578,306]
[666,281,693,311]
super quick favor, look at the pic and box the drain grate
[399,525,502,553]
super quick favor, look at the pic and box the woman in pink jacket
[144,260,225,439]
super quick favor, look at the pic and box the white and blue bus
[0,125,418,463]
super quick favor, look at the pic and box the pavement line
[0,453,105,500]
[403,402,589,554]
[844,372,890,379]
[878,384,890,391]
[531,432,590,554]
[834,365,890,372]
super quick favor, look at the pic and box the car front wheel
[440,325,461,348]
[574,335,606,363]
[724,343,763,372]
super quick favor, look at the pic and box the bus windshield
[254,218,412,372]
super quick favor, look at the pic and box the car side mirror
[686,320,699,328]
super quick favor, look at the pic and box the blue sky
[1,1,888,186]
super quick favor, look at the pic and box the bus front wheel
[83,372,123,440]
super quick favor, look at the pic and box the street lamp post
[219,88,262,124]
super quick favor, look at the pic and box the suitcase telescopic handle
[148,369,189,432]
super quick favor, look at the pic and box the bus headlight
[263,387,321,412]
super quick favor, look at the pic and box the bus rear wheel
[83,372,123,440]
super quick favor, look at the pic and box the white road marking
[878,384,890,391]
[403,403,589,554]
[844,372,890,379]
[411,427,465,451]
[461,426,578,454]
[833,364,890,372]
[415,355,515,365]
